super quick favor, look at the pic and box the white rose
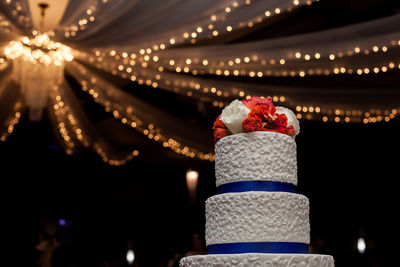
[276,106,300,136]
[220,100,250,134]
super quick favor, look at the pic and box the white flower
[220,100,250,134]
[276,106,300,136]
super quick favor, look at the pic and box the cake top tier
[213,97,299,188]
[215,131,297,187]
[213,96,300,144]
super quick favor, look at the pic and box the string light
[77,49,400,125]
[64,1,107,38]
[51,88,78,155]
[69,61,214,161]
[294,105,399,124]
[0,0,31,30]
[130,37,400,79]
[83,0,319,60]
[77,51,229,100]
[0,101,23,142]
[76,42,400,123]
[51,84,139,165]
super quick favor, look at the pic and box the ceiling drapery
[1,0,399,164]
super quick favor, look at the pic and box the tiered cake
[181,98,334,267]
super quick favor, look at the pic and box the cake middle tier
[205,191,310,246]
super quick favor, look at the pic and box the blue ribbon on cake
[217,180,296,194]
[207,242,308,254]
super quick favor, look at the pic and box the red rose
[213,114,226,129]
[246,108,264,130]
[286,125,296,137]
[248,104,275,130]
[242,96,274,110]
[243,102,293,136]
[213,127,229,143]
[242,118,257,132]
[258,102,276,117]
[213,115,228,144]
[272,113,288,129]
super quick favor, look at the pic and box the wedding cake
[180,97,334,267]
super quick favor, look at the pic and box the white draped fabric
[0,0,399,164]
[56,0,304,48]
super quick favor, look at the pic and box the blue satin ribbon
[217,180,296,194]
[207,242,308,254]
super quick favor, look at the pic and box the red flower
[271,113,288,129]
[212,96,297,141]
[242,118,257,132]
[213,115,228,144]
[213,114,226,129]
[242,96,274,110]
[246,107,264,130]
[242,101,293,136]
[214,127,229,143]
[286,125,296,137]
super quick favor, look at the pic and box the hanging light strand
[130,39,400,78]
[79,0,319,57]
[76,50,256,103]
[50,88,76,155]
[76,51,400,124]
[1,0,32,31]
[50,84,139,165]
[0,100,23,142]
[67,61,215,161]
[63,0,106,39]
[85,36,400,85]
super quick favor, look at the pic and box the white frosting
[215,131,297,187]
[180,253,334,267]
[205,192,310,246]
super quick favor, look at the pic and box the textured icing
[215,132,297,187]
[180,253,334,267]
[205,192,310,246]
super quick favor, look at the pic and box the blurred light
[4,34,74,65]
[126,249,135,265]
[357,237,366,254]
[58,218,66,226]
[186,169,199,192]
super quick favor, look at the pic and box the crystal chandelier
[4,33,74,121]
[3,1,74,121]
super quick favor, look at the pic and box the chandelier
[4,33,74,121]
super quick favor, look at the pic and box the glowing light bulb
[126,250,135,265]
[186,169,199,192]
[357,237,366,254]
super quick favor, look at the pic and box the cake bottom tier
[180,253,334,267]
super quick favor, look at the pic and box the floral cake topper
[213,96,300,143]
